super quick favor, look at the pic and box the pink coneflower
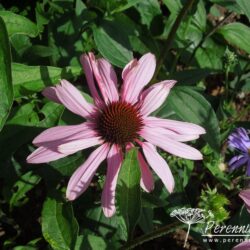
[27,53,205,217]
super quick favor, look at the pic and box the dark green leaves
[0,16,13,131]
[10,171,41,208]
[12,63,82,98]
[0,11,39,37]
[93,15,134,67]
[237,0,250,21]
[42,198,79,250]
[160,87,220,152]
[116,148,141,239]
[217,22,250,54]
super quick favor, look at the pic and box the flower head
[27,52,205,217]
[228,128,250,175]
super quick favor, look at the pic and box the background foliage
[0,0,249,249]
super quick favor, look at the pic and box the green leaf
[0,11,39,37]
[84,206,127,245]
[0,102,64,161]
[163,0,182,14]
[158,87,221,152]
[93,15,134,68]
[49,153,84,177]
[192,0,206,32]
[10,171,41,208]
[75,234,107,250]
[42,198,79,250]
[170,69,213,85]
[0,16,13,132]
[195,38,224,70]
[12,63,82,98]
[135,0,161,27]
[111,0,142,14]
[87,235,107,250]
[116,147,141,239]
[237,0,250,22]
[24,45,58,58]
[217,22,250,54]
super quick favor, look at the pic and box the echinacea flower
[239,189,250,213]
[27,52,205,217]
[228,128,250,175]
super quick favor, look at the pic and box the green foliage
[199,186,230,224]
[10,171,41,209]
[116,148,141,240]
[0,16,12,131]
[158,86,221,152]
[0,11,39,37]
[42,197,79,250]
[93,15,134,67]
[217,22,250,54]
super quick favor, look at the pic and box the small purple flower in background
[228,128,250,175]
[239,189,250,213]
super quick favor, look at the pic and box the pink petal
[233,241,250,250]
[121,53,156,104]
[33,123,95,146]
[139,80,176,116]
[88,53,119,104]
[141,142,174,193]
[27,146,66,164]
[66,143,110,200]
[141,125,200,142]
[138,151,154,192]
[140,128,203,160]
[42,87,61,104]
[239,189,250,213]
[80,54,103,105]
[122,58,138,80]
[145,117,206,135]
[58,137,103,154]
[102,144,123,217]
[55,80,94,118]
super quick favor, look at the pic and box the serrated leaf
[217,22,250,54]
[0,11,39,37]
[116,147,141,239]
[42,198,79,250]
[0,16,13,131]
[12,63,82,98]
[10,171,41,208]
[158,87,221,152]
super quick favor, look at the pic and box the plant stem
[188,12,235,64]
[153,0,196,80]
[122,222,183,250]
[184,223,191,248]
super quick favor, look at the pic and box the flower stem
[184,223,191,248]
[153,0,196,81]
[122,222,183,250]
